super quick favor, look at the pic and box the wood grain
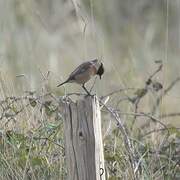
[63,96,105,180]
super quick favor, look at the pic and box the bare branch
[141,127,180,138]
[152,77,180,114]
[149,64,163,80]
[160,112,180,119]
[101,88,136,98]
[99,99,139,179]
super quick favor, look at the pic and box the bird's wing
[68,61,92,80]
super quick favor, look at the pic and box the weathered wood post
[62,95,105,180]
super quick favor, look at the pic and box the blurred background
[0,1,179,179]
[0,0,179,125]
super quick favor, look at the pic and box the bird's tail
[57,80,68,87]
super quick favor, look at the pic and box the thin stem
[82,84,91,95]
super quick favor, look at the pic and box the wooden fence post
[63,95,105,180]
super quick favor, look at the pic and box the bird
[57,59,104,95]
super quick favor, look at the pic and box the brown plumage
[57,59,104,95]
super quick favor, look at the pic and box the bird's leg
[90,76,97,93]
[82,84,91,95]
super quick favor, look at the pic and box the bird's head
[96,62,104,79]
[91,59,104,79]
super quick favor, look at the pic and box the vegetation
[0,0,179,179]
[0,63,179,179]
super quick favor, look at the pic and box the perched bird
[57,59,104,95]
